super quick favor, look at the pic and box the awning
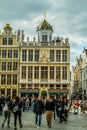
[18,89,39,94]
[48,92,60,94]
[19,91,39,94]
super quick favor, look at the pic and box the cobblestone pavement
[0,110,87,130]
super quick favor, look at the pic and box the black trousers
[14,111,22,127]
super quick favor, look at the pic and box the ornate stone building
[72,48,87,99]
[19,17,70,97]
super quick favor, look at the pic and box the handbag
[4,103,8,111]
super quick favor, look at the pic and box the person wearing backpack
[1,95,12,128]
[12,96,23,130]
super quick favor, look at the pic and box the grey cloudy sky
[0,0,87,66]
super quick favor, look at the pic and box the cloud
[0,0,87,66]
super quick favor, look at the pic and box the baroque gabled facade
[0,16,70,98]
[0,24,19,97]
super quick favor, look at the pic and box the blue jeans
[35,114,42,126]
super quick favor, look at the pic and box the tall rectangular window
[13,62,18,70]
[50,67,54,79]
[14,50,18,58]
[62,50,67,62]
[13,75,17,84]
[56,66,61,80]
[34,67,39,79]
[21,84,26,89]
[62,66,67,79]
[1,74,6,84]
[50,50,54,62]
[35,50,39,61]
[42,35,47,43]
[7,74,11,84]
[2,50,7,58]
[22,66,26,79]
[28,50,33,61]
[50,84,54,89]
[41,67,48,79]
[8,50,12,58]
[8,62,12,71]
[8,38,13,45]
[3,38,7,45]
[2,62,6,71]
[56,50,61,62]
[22,50,27,61]
[28,67,33,80]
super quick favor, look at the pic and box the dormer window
[42,35,47,43]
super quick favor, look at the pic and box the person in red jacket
[74,100,80,114]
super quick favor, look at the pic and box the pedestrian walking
[0,94,5,115]
[45,95,55,128]
[12,96,23,130]
[33,96,44,127]
[57,97,65,123]
[73,100,80,114]
[1,95,12,128]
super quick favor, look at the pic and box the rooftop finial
[44,11,46,20]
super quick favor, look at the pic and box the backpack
[3,103,8,111]
[13,105,19,113]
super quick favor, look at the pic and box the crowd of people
[0,94,87,129]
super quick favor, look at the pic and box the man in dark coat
[34,96,44,127]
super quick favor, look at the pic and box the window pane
[13,75,17,84]
[3,38,7,45]
[41,67,48,79]
[13,62,18,70]
[28,50,33,61]
[8,50,12,58]
[22,66,26,79]
[22,50,27,61]
[28,67,33,80]
[8,38,13,45]
[21,84,26,89]
[50,67,54,79]
[42,35,47,42]
[50,50,54,61]
[34,66,39,79]
[14,50,18,58]
[56,67,61,80]
[50,84,54,89]
[56,85,60,88]
[2,62,6,70]
[2,50,7,58]
[35,50,39,61]
[62,50,67,62]
[8,62,12,70]
[1,74,6,84]
[56,50,61,62]
[62,66,67,79]
[7,74,11,84]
